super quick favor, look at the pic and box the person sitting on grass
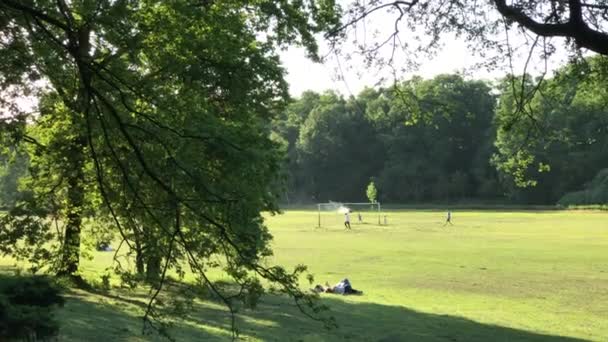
[312,278,362,295]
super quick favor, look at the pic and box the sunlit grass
[2,210,607,341]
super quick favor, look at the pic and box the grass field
[2,210,607,341]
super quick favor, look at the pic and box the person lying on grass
[312,278,362,295]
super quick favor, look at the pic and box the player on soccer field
[444,210,453,226]
[344,211,352,229]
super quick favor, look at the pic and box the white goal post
[316,201,382,227]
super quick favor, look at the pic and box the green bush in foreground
[0,275,64,341]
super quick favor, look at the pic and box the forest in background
[271,56,608,205]
[2,57,608,208]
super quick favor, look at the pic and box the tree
[559,168,608,206]
[0,0,341,336]
[0,148,28,209]
[370,75,497,202]
[366,180,378,203]
[327,1,608,195]
[330,1,608,65]
[272,91,322,203]
[295,91,384,201]
[493,56,608,203]
[275,75,500,204]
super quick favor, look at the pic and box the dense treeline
[2,58,607,207]
[272,57,608,205]
[273,75,501,204]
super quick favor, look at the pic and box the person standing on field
[344,211,351,229]
[444,210,453,226]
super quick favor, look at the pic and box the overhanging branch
[493,0,608,54]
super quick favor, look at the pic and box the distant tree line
[271,57,608,205]
[2,58,607,208]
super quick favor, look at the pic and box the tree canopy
[0,0,340,336]
[272,58,608,205]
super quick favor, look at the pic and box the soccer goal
[316,201,382,228]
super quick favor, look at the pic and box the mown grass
[2,210,607,341]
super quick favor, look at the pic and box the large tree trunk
[57,24,91,278]
[146,254,161,283]
[134,233,145,275]
[57,139,86,276]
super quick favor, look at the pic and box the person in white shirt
[312,278,362,295]
[344,212,351,229]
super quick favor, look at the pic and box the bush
[558,190,590,206]
[558,168,608,206]
[0,275,64,341]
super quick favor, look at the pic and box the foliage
[274,74,500,203]
[493,56,608,203]
[329,1,608,79]
[558,168,608,206]
[272,56,608,205]
[0,274,64,341]
[366,181,377,203]
[293,91,384,202]
[0,148,28,210]
[0,0,342,337]
[326,1,608,198]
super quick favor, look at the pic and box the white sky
[281,38,572,97]
[280,4,576,98]
[281,40,481,96]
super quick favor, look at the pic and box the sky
[279,4,573,98]
[281,40,485,97]
[5,3,578,112]
[281,38,571,97]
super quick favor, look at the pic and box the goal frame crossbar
[316,202,382,227]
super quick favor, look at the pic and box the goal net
[316,201,382,228]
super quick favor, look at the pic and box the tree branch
[0,0,69,31]
[326,0,418,38]
[493,0,608,54]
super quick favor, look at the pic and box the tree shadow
[57,289,231,341]
[0,266,594,341]
[159,293,590,342]
[226,296,591,342]
[55,285,592,342]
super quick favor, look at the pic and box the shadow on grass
[57,290,230,341]
[0,266,590,341]
[225,296,590,342]
[59,289,590,342]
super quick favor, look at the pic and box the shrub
[558,169,608,206]
[0,275,64,341]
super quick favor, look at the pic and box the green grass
[2,210,607,341]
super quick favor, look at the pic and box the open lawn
[2,210,607,341]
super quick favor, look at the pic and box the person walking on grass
[344,211,351,229]
[444,210,453,226]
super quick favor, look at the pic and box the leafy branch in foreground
[0,0,341,338]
